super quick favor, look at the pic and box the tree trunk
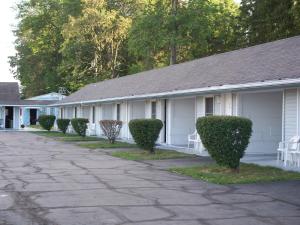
[170,0,178,65]
[231,166,240,173]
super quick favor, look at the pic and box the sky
[0,0,241,83]
[0,0,19,82]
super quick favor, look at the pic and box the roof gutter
[52,78,300,107]
[0,104,51,107]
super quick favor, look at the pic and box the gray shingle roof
[58,36,300,105]
[0,82,20,102]
[0,82,58,106]
[0,82,20,105]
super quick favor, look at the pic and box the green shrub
[71,118,89,137]
[196,116,252,172]
[57,119,70,134]
[129,119,163,153]
[38,115,56,131]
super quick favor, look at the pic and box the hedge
[57,119,70,134]
[38,115,56,131]
[129,119,163,153]
[71,118,89,137]
[196,116,252,171]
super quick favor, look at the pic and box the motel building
[0,82,64,130]
[53,36,300,158]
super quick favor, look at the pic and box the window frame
[116,104,121,121]
[74,107,77,118]
[151,101,157,119]
[92,106,96,123]
[205,97,214,116]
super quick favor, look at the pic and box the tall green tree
[60,0,147,91]
[9,0,81,97]
[239,0,300,46]
[128,0,239,73]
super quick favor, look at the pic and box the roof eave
[52,77,300,107]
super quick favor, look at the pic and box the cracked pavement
[0,132,299,225]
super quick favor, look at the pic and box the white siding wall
[127,101,146,139]
[196,96,205,118]
[240,91,282,154]
[232,93,238,116]
[65,107,73,119]
[284,89,298,141]
[102,104,114,120]
[13,107,20,129]
[130,101,145,119]
[144,99,166,143]
[81,106,90,120]
[169,98,195,146]
[95,105,102,136]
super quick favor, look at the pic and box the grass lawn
[32,131,77,137]
[58,136,104,142]
[32,131,102,141]
[79,141,136,149]
[28,125,43,129]
[111,149,195,160]
[169,163,300,184]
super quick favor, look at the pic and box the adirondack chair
[86,123,96,136]
[0,119,3,129]
[278,136,300,167]
[188,131,203,153]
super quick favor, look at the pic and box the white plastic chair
[67,124,74,134]
[86,123,96,136]
[188,131,203,153]
[0,119,4,129]
[278,136,300,167]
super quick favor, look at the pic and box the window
[50,107,55,116]
[116,104,121,121]
[151,101,157,119]
[40,107,46,115]
[92,106,96,123]
[74,107,77,118]
[205,97,214,116]
[61,108,63,118]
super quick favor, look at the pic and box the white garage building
[54,36,300,156]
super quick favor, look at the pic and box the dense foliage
[10,0,300,97]
[129,119,163,153]
[57,119,70,134]
[71,118,89,137]
[196,116,252,171]
[100,120,123,144]
[38,115,56,131]
[239,0,300,46]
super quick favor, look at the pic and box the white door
[170,98,195,146]
[240,91,282,154]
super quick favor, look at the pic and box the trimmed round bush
[129,119,163,153]
[71,118,89,137]
[38,115,56,131]
[57,119,70,134]
[196,116,252,171]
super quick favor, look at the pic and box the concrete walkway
[0,132,299,225]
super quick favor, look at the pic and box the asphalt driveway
[0,132,299,225]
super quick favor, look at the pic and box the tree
[60,0,133,91]
[128,0,239,72]
[239,0,300,46]
[100,120,123,144]
[10,0,81,97]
